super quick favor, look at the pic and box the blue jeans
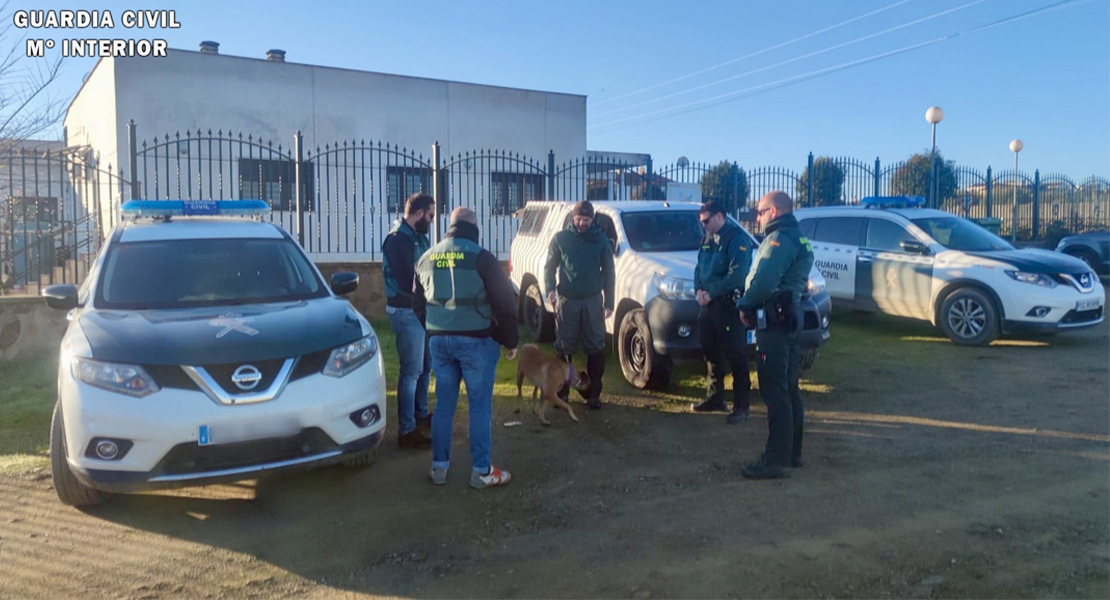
[428,335,501,474]
[387,307,431,435]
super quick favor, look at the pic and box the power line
[590,0,991,120]
[589,0,919,107]
[589,0,1088,132]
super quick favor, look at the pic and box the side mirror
[900,240,929,255]
[330,271,359,296]
[42,284,79,310]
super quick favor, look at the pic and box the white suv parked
[43,200,386,506]
[509,201,831,389]
[794,198,1105,345]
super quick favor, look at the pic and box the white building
[63,42,588,259]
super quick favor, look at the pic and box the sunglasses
[756,207,773,216]
[699,218,711,225]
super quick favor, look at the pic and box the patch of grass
[1,310,1047,474]
[0,357,57,473]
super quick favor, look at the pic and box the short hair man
[544,201,615,410]
[382,193,436,449]
[414,207,520,489]
[735,191,815,480]
[692,200,753,424]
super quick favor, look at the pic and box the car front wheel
[618,308,672,389]
[938,287,999,346]
[50,402,110,507]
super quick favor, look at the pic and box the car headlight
[1005,271,1057,288]
[71,357,160,398]
[652,273,697,301]
[807,271,827,296]
[323,334,378,378]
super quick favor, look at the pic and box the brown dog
[515,344,590,426]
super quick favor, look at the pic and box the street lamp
[925,106,944,209]
[1009,139,1023,242]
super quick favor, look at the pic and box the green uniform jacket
[544,222,616,311]
[413,221,519,347]
[694,220,752,300]
[737,213,814,311]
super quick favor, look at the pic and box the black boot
[586,352,605,408]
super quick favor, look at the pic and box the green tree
[890,151,957,206]
[700,161,749,214]
[796,157,846,206]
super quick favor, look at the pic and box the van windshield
[910,217,1014,252]
[621,211,704,252]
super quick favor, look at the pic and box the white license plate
[198,418,298,446]
[746,329,757,345]
[1076,299,1101,311]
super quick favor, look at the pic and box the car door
[860,217,935,319]
[809,216,865,302]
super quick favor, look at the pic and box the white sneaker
[430,467,447,485]
[469,466,511,489]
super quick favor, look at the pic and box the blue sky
[12,0,1110,178]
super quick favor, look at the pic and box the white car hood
[634,251,698,279]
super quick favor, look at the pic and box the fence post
[646,157,653,200]
[294,131,304,246]
[431,141,442,245]
[806,152,814,207]
[127,119,139,200]
[874,157,881,197]
[985,166,992,218]
[1032,169,1040,242]
[547,150,555,201]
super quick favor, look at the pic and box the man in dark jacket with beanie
[544,200,615,409]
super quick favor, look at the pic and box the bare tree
[0,1,65,150]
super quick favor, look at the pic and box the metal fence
[3,122,1107,293]
[1,146,129,294]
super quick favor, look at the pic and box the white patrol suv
[510,200,831,389]
[42,200,385,507]
[794,197,1105,346]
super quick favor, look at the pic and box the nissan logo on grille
[1079,273,1091,287]
[231,365,263,391]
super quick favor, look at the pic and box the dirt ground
[2,303,1108,599]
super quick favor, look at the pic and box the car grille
[1061,307,1103,325]
[144,364,200,391]
[146,348,331,394]
[153,427,338,475]
[204,358,287,395]
[290,348,330,381]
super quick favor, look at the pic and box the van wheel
[50,402,109,507]
[939,288,999,346]
[521,282,555,343]
[618,309,672,389]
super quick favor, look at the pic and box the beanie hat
[572,201,594,218]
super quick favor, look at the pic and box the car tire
[342,447,379,468]
[1064,248,1098,272]
[521,282,555,343]
[50,402,109,507]
[799,349,817,372]
[618,308,672,389]
[938,287,1000,346]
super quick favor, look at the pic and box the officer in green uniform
[693,200,753,425]
[413,208,519,489]
[735,191,815,480]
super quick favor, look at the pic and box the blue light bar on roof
[120,200,270,218]
[860,196,926,209]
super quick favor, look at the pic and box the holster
[762,290,799,332]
